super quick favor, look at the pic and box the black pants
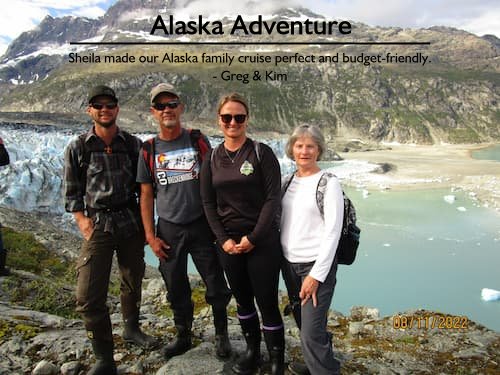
[157,216,231,325]
[217,230,283,328]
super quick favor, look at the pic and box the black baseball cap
[88,85,118,103]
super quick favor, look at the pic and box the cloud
[0,37,10,58]
[313,0,500,37]
[155,0,500,37]
[72,6,107,18]
[459,8,500,36]
[178,0,302,17]
[125,0,303,21]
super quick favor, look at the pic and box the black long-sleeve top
[200,138,281,246]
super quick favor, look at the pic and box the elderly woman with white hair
[280,124,343,375]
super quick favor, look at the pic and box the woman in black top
[201,93,284,375]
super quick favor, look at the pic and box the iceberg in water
[481,288,500,302]
[443,195,456,204]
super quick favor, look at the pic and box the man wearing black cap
[137,83,232,359]
[63,85,156,375]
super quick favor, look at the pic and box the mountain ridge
[0,1,498,144]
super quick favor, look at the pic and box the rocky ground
[1,279,499,375]
[0,209,499,375]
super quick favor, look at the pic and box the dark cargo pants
[76,228,145,341]
[157,216,231,327]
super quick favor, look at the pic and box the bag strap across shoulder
[141,136,156,186]
[315,172,335,217]
[78,130,140,195]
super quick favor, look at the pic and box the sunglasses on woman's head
[219,114,247,124]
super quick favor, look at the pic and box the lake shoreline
[341,143,500,213]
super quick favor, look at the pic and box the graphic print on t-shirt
[155,147,199,185]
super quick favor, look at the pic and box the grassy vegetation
[383,63,500,84]
[6,275,78,319]
[0,225,220,325]
[0,320,41,341]
[395,335,419,345]
[2,227,68,278]
[1,226,77,319]
[448,127,481,143]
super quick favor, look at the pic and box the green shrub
[0,227,78,319]
[1,227,68,277]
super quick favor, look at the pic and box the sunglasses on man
[219,114,247,124]
[90,102,118,110]
[152,101,180,111]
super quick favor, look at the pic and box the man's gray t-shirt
[137,129,208,224]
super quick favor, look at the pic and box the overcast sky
[1,0,499,57]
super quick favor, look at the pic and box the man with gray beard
[63,85,156,375]
[137,83,232,359]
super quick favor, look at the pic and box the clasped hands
[222,236,254,255]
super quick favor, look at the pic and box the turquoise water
[145,188,500,332]
[471,144,500,161]
[334,188,500,332]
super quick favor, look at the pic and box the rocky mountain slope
[0,1,499,144]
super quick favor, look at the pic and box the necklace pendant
[224,147,241,164]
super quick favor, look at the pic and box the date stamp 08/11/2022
[392,314,469,330]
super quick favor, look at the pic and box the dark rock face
[2,15,99,61]
[372,162,396,174]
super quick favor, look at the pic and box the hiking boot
[232,331,261,374]
[215,333,231,358]
[0,266,10,276]
[263,328,285,375]
[232,315,261,375]
[163,325,192,358]
[213,306,231,358]
[0,250,10,276]
[123,319,157,349]
[88,339,117,375]
[288,361,310,375]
